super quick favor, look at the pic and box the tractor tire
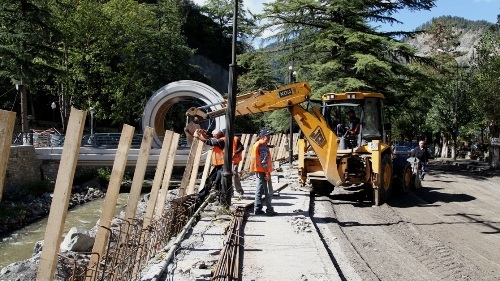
[411,175,422,190]
[374,153,393,205]
[311,179,335,196]
[395,162,412,194]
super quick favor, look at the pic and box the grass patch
[2,179,54,202]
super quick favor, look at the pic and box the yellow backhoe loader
[185,82,412,205]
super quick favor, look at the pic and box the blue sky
[376,0,499,32]
[192,0,499,45]
[192,0,499,31]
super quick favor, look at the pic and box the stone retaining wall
[4,145,42,193]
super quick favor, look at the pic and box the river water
[0,193,130,269]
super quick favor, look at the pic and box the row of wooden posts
[0,108,300,280]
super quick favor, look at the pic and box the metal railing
[12,131,188,149]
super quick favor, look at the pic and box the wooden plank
[197,149,213,194]
[123,127,154,223]
[36,108,86,281]
[293,133,299,155]
[0,110,16,202]
[276,134,285,160]
[177,139,200,197]
[271,134,279,161]
[133,131,175,276]
[238,134,251,172]
[276,134,284,160]
[244,134,258,171]
[187,139,205,195]
[87,124,134,277]
[281,134,289,160]
[154,133,180,220]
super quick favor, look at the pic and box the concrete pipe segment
[142,80,226,148]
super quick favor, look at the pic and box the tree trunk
[451,135,457,160]
[488,120,499,169]
[441,134,449,158]
[492,147,499,169]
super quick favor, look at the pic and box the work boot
[253,210,265,215]
[266,210,278,216]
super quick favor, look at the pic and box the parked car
[392,145,414,193]
[392,145,412,158]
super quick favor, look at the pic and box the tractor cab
[321,92,386,150]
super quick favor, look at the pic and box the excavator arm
[185,82,343,187]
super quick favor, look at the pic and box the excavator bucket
[184,121,201,146]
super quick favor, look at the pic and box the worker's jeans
[232,163,244,195]
[419,162,426,180]
[198,165,223,200]
[254,172,274,212]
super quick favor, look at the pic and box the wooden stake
[187,139,205,195]
[87,124,134,278]
[154,133,180,220]
[0,110,16,202]
[178,140,200,197]
[244,134,258,171]
[123,127,154,223]
[36,107,86,281]
[198,149,213,193]
[238,134,251,172]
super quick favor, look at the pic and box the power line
[10,89,19,111]
[0,86,16,99]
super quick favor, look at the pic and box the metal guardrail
[12,131,189,149]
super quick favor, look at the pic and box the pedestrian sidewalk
[147,163,341,281]
[236,165,341,281]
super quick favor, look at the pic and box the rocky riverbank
[0,180,106,234]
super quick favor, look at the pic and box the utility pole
[221,0,238,207]
[288,66,296,164]
[18,83,29,145]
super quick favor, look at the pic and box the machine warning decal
[310,126,326,147]
[277,88,293,98]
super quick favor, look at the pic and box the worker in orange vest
[193,128,225,201]
[249,129,277,216]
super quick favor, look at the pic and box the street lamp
[89,107,95,139]
[51,102,56,123]
[288,66,297,84]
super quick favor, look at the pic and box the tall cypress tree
[257,0,436,99]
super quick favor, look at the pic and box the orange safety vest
[211,137,225,166]
[250,139,272,173]
[232,136,242,164]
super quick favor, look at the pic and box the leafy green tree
[418,18,476,158]
[53,0,196,127]
[0,0,60,118]
[471,20,500,136]
[470,16,500,166]
[199,0,255,55]
[234,50,284,133]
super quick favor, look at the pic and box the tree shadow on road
[428,162,499,182]
[389,187,476,208]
